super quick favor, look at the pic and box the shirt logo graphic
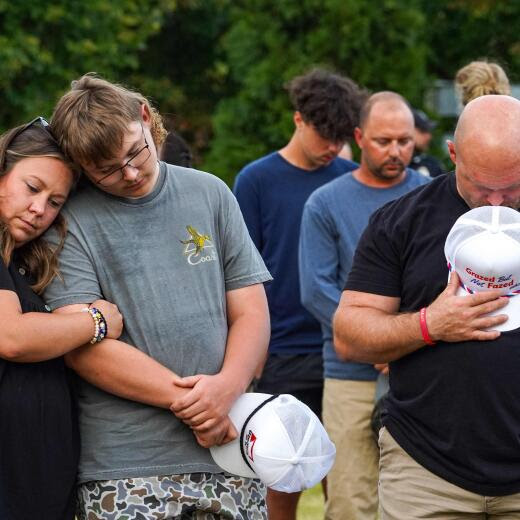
[245,429,257,462]
[180,225,217,266]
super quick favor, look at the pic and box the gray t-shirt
[44,162,271,483]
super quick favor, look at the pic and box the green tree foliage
[203,0,428,183]
[416,0,520,166]
[130,0,231,162]
[4,0,520,185]
[421,0,520,81]
[0,0,175,129]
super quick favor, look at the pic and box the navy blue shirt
[234,151,357,354]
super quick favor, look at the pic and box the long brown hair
[0,123,78,293]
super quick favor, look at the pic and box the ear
[141,103,151,125]
[293,111,303,129]
[447,140,456,165]
[353,127,363,149]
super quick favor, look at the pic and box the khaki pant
[323,378,378,520]
[379,427,520,519]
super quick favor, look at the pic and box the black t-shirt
[0,259,79,520]
[346,172,520,496]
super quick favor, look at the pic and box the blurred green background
[2,0,519,185]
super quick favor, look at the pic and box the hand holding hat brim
[442,205,520,334]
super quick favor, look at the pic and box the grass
[297,484,325,520]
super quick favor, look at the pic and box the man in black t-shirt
[333,95,520,518]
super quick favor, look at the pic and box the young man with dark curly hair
[233,68,365,520]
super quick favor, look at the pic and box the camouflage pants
[76,473,267,520]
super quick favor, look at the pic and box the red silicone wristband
[419,307,436,346]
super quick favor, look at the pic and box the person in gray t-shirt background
[44,74,272,519]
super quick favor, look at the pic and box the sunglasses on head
[2,116,57,170]
[11,116,55,141]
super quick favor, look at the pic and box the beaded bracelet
[82,307,108,344]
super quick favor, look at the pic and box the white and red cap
[444,205,520,331]
[210,393,336,493]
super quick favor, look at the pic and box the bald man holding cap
[334,95,520,518]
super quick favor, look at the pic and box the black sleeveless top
[0,260,79,520]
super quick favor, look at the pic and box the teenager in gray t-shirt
[44,75,271,518]
[45,160,271,480]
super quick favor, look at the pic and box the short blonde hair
[455,60,511,106]
[51,73,167,168]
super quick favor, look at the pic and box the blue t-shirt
[234,151,357,354]
[299,169,430,379]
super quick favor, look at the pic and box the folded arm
[56,303,188,408]
[299,202,342,327]
[334,272,509,364]
[171,283,270,446]
[0,291,122,362]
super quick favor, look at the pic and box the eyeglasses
[2,116,56,171]
[96,124,151,187]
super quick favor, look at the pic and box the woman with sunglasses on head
[0,118,123,520]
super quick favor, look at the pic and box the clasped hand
[170,373,238,448]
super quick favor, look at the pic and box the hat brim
[456,286,520,332]
[210,392,273,479]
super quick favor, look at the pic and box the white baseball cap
[210,393,336,493]
[444,205,520,331]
